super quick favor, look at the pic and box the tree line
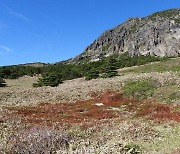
[0,53,168,87]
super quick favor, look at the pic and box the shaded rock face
[71,9,180,63]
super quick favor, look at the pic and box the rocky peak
[70,9,180,63]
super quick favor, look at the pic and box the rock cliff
[70,9,180,63]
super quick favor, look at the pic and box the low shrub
[33,73,62,87]
[85,69,99,80]
[123,79,157,100]
[7,127,71,154]
[122,143,141,154]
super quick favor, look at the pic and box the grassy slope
[119,57,180,74]
[0,57,180,153]
[120,57,180,104]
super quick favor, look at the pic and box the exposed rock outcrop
[70,9,180,63]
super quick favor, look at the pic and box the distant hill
[68,9,180,63]
[20,62,47,67]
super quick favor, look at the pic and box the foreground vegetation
[1,90,179,153]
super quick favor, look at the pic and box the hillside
[69,9,180,63]
[20,62,47,67]
[0,8,180,154]
[0,57,180,153]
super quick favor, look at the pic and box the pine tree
[85,69,99,80]
[101,56,118,78]
[33,73,62,87]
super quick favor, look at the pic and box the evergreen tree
[101,56,118,78]
[33,73,62,87]
[85,69,99,80]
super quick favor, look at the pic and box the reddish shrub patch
[5,91,180,127]
[135,102,180,122]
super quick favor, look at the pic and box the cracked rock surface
[68,9,180,63]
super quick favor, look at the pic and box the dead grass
[4,75,39,90]
[0,71,179,107]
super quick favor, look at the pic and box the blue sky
[0,0,179,66]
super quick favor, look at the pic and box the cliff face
[70,9,180,63]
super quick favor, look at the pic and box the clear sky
[0,0,179,66]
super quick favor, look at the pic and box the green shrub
[0,53,168,82]
[123,79,157,100]
[0,77,6,87]
[84,69,99,80]
[101,69,118,78]
[0,66,42,79]
[122,143,141,154]
[33,73,62,87]
[101,56,118,78]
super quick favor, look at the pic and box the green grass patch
[120,57,180,74]
[123,79,157,100]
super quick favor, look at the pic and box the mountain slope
[70,9,180,63]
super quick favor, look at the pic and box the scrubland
[0,58,180,153]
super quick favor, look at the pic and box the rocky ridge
[70,9,180,63]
